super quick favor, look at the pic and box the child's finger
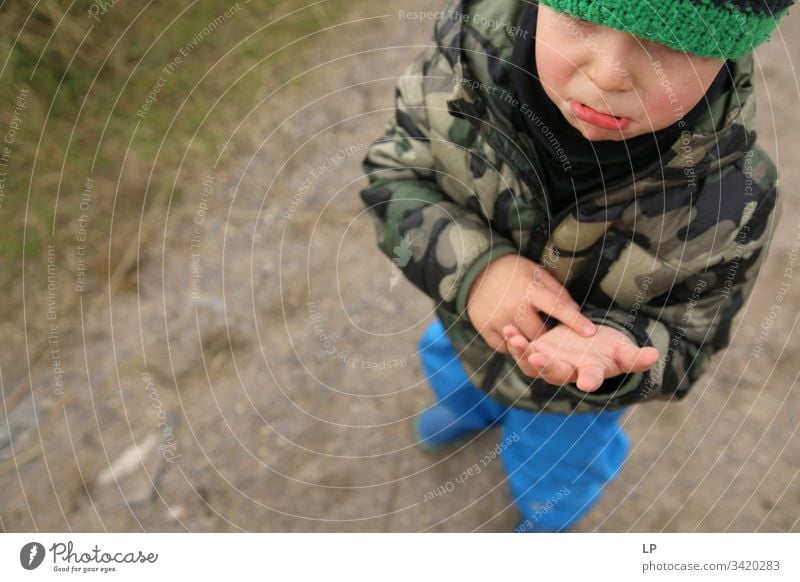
[615,342,660,372]
[543,286,581,311]
[506,307,547,342]
[533,269,579,307]
[505,325,542,351]
[507,336,542,378]
[502,325,517,340]
[529,287,596,337]
[507,334,532,358]
[535,269,581,311]
[491,332,511,354]
[528,353,575,385]
[575,363,607,392]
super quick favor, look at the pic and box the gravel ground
[1,0,799,532]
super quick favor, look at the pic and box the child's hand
[466,255,597,353]
[502,323,660,393]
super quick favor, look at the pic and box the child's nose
[584,30,636,93]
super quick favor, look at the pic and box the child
[360,0,791,531]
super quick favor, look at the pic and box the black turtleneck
[510,2,733,217]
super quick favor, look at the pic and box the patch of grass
[0,0,346,288]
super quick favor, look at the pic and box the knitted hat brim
[540,0,793,59]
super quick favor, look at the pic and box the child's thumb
[617,343,660,372]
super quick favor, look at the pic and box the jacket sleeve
[359,42,518,321]
[549,146,780,408]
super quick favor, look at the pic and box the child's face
[535,4,726,142]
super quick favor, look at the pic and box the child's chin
[576,124,633,142]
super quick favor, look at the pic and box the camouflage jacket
[360,0,780,413]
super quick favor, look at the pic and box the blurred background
[0,0,798,532]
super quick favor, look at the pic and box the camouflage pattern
[360,0,780,412]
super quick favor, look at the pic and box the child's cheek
[646,62,720,129]
[643,92,682,131]
[535,46,573,99]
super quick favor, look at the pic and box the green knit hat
[539,0,795,59]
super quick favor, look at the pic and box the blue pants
[418,319,630,532]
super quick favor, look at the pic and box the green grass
[0,0,346,287]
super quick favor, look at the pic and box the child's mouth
[570,101,631,131]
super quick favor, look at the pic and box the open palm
[503,323,660,393]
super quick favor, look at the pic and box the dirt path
[1,1,799,532]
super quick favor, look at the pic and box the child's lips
[569,101,631,131]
